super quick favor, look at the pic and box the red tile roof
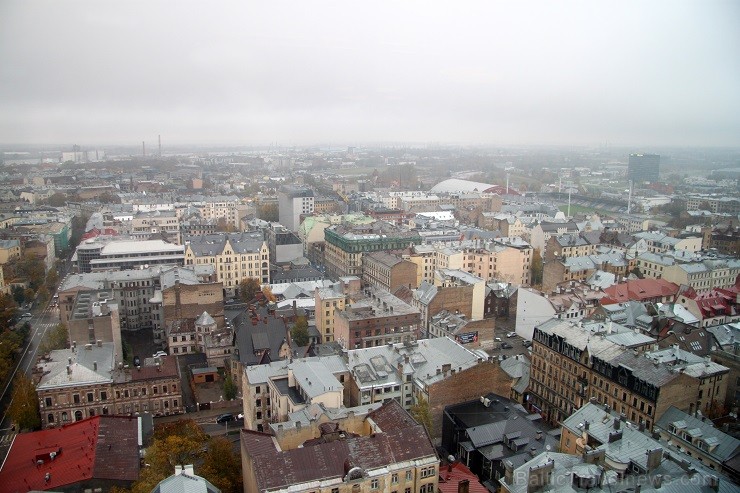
[0,415,140,492]
[130,355,179,380]
[438,462,488,493]
[602,279,679,304]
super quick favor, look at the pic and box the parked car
[133,356,141,366]
[216,414,234,424]
[494,337,502,342]
[506,332,516,338]
[20,313,32,319]
[522,340,532,348]
[501,342,513,349]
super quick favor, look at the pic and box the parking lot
[488,320,531,360]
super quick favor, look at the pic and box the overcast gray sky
[1,1,739,147]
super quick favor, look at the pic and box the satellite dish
[546,445,552,451]
[448,455,455,463]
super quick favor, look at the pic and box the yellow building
[184,232,270,296]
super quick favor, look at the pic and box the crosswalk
[0,433,16,446]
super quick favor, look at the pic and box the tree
[290,315,309,347]
[0,329,24,381]
[131,420,209,493]
[410,396,434,439]
[257,203,279,222]
[239,278,261,302]
[8,374,41,431]
[530,249,543,287]
[11,285,25,306]
[45,192,68,207]
[261,285,276,302]
[16,252,46,291]
[223,373,237,400]
[0,293,18,330]
[40,323,68,354]
[215,217,236,232]
[45,268,59,290]
[199,436,243,493]
[98,191,121,204]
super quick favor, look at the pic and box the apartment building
[278,185,314,231]
[661,258,740,291]
[59,265,216,345]
[314,276,361,343]
[463,237,533,285]
[333,288,421,349]
[412,270,486,332]
[529,221,579,253]
[184,232,270,295]
[514,283,606,340]
[241,400,438,493]
[633,231,703,254]
[362,250,418,292]
[66,291,123,363]
[323,221,421,279]
[35,342,182,429]
[544,233,598,262]
[529,318,729,429]
[655,406,740,479]
[542,252,628,294]
[126,210,181,243]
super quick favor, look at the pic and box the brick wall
[428,361,513,441]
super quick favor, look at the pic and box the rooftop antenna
[158,134,162,157]
[506,173,510,194]
[142,141,146,157]
[627,180,633,215]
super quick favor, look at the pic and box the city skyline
[1,1,739,147]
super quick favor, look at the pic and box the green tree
[8,374,41,431]
[530,248,543,287]
[40,323,68,354]
[239,278,261,302]
[0,293,18,330]
[45,192,68,207]
[223,374,237,400]
[257,202,279,222]
[11,286,25,306]
[410,396,434,439]
[45,268,59,290]
[16,253,46,291]
[131,420,209,493]
[98,191,121,204]
[199,436,243,493]
[0,329,24,381]
[290,315,309,346]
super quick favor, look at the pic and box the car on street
[133,356,141,366]
[501,342,513,349]
[494,337,502,342]
[506,332,516,338]
[522,340,532,348]
[21,313,32,319]
[216,413,234,424]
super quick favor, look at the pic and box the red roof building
[0,415,140,492]
[438,461,489,493]
[601,278,680,305]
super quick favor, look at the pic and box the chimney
[635,485,641,493]
[458,479,469,493]
[66,365,71,375]
[584,421,589,431]
[706,475,720,492]
[96,339,102,347]
[184,465,195,476]
[504,460,514,484]
[93,361,97,371]
[536,431,543,441]
[645,448,663,471]
[613,417,621,430]
[638,421,646,432]
[68,357,72,365]
[175,465,183,476]
[652,474,663,489]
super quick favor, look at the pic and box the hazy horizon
[2,1,739,148]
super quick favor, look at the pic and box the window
[87,392,94,402]
[392,473,398,484]
[406,471,412,481]
[45,397,52,407]
[101,391,107,401]
[371,479,379,489]
[73,394,80,404]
